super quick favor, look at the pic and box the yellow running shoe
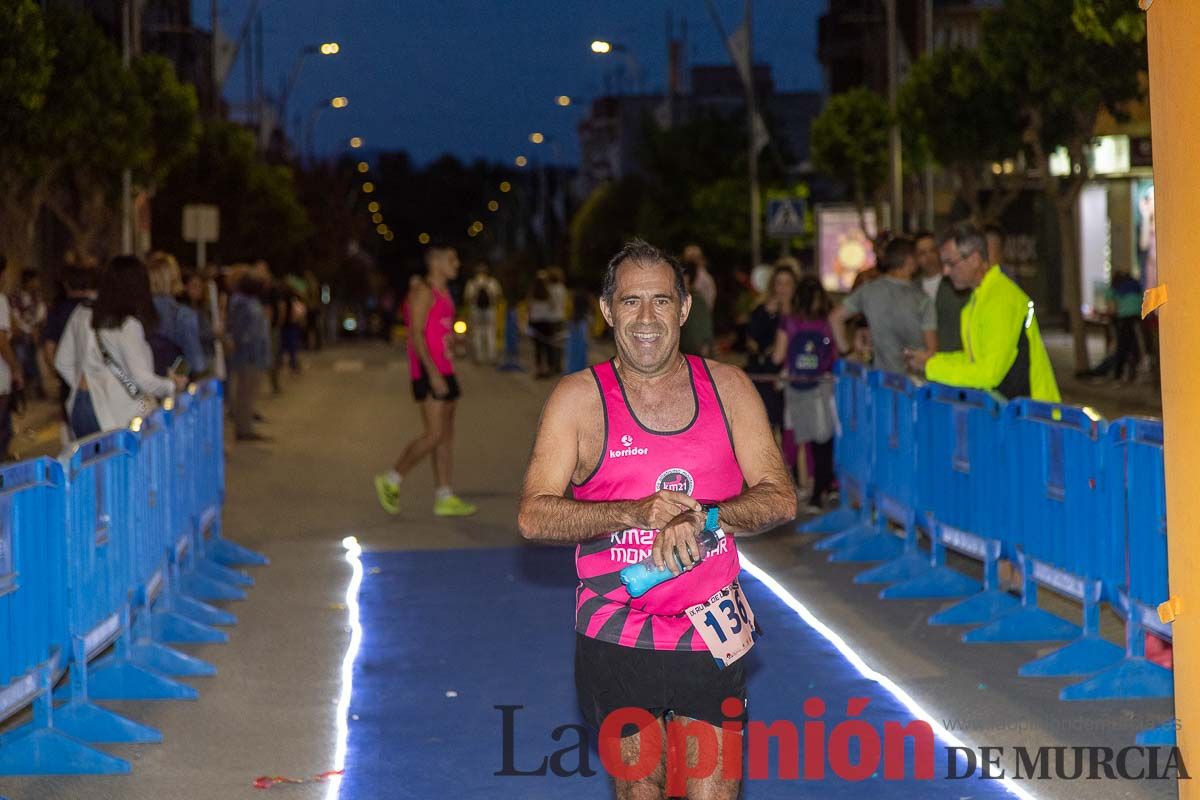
[433,494,477,517]
[374,474,401,515]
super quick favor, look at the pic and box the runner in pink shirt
[519,240,796,800]
[375,243,476,517]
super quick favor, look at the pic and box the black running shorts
[411,372,461,402]
[574,633,748,733]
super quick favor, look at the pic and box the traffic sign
[766,199,807,238]
[183,204,220,243]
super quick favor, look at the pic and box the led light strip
[738,552,1038,800]
[326,536,365,800]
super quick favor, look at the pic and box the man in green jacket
[905,223,1061,402]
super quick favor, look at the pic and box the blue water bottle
[620,507,722,598]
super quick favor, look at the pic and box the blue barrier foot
[198,558,254,587]
[854,551,931,585]
[52,701,162,744]
[813,521,874,552]
[828,533,905,564]
[180,571,247,602]
[881,566,981,600]
[799,507,859,534]
[1060,657,1174,701]
[1136,719,1177,746]
[928,590,1019,626]
[82,658,198,701]
[170,593,237,627]
[131,641,216,678]
[1018,635,1125,678]
[962,607,1080,644]
[0,727,130,775]
[208,538,269,567]
[152,610,228,645]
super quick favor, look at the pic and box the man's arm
[518,373,700,544]
[706,362,797,535]
[923,295,1024,388]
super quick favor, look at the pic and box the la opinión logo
[495,700,1187,789]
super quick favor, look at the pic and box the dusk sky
[212,1,823,165]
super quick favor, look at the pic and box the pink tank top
[572,356,745,651]
[406,286,455,378]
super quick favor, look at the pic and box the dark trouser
[281,324,302,371]
[809,438,835,506]
[531,321,561,375]
[0,393,12,460]
[231,366,263,437]
[69,389,102,440]
[1114,315,1141,381]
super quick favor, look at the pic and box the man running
[518,240,796,799]
[375,244,477,517]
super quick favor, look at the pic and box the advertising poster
[816,205,880,293]
[1133,178,1156,289]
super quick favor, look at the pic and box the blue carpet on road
[340,546,1014,799]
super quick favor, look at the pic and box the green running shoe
[433,494,477,517]
[374,474,401,515]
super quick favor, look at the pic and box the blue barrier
[807,361,875,545]
[842,372,921,573]
[496,307,524,373]
[564,318,589,375]
[0,378,264,774]
[1059,418,1173,702]
[963,400,1110,658]
[885,385,1016,618]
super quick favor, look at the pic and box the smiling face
[600,258,690,376]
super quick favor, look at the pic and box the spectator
[915,229,971,352]
[527,271,558,379]
[1082,270,1143,383]
[181,268,218,373]
[43,267,98,430]
[11,268,46,400]
[464,261,503,364]
[745,266,797,435]
[281,289,305,374]
[679,259,714,358]
[681,243,717,312]
[0,257,22,458]
[147,252,206,377]
[830,236,936,375]
[905,223,1061,401]
[54,256,184,438]
[303,270,324,351]
[226,274,272,441]
[773,276,837,512]
[546,267,568,371]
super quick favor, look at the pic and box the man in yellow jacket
[905,223,1061,402]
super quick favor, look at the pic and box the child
[772,276,838,513]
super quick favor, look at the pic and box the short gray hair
[600,239,686,303]
[943,222,987,259]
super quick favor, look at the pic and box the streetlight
[589,40,641,94]
[372,212,383,223]
[487,200,499,212]
[368,201,380,213]
[555,95,572,107]
[499,181,512,193]
[418,232,431,244]
[362,181,375,193]
[357,161,369,173]
[529,132,545,144]
[281,42,342,141]
[349,137,364,148]
[515,156,528,167]
[304,96,350,159]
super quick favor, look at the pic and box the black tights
[809,439,834,506]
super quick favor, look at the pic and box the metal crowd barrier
[0,379,267,775]
[801,368,1174,734]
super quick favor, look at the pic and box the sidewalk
[1044,330,1162,421]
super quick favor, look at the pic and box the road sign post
[183,204,223,378]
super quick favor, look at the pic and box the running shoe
[374,474,401,515]
[433,494,477,517]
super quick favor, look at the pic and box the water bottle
[620,528,724,598]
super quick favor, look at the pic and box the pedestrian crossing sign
[767,199,807,238]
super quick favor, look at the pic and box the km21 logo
[656,468,694,495]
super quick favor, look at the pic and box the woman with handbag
[54,256,186,439]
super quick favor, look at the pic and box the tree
[153,120,310,270]
[810,88,891,233]
[0,0,54,273]
[982,0,1147,371]
[898,47,1024,224]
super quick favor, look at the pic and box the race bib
[686,580,759,668]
